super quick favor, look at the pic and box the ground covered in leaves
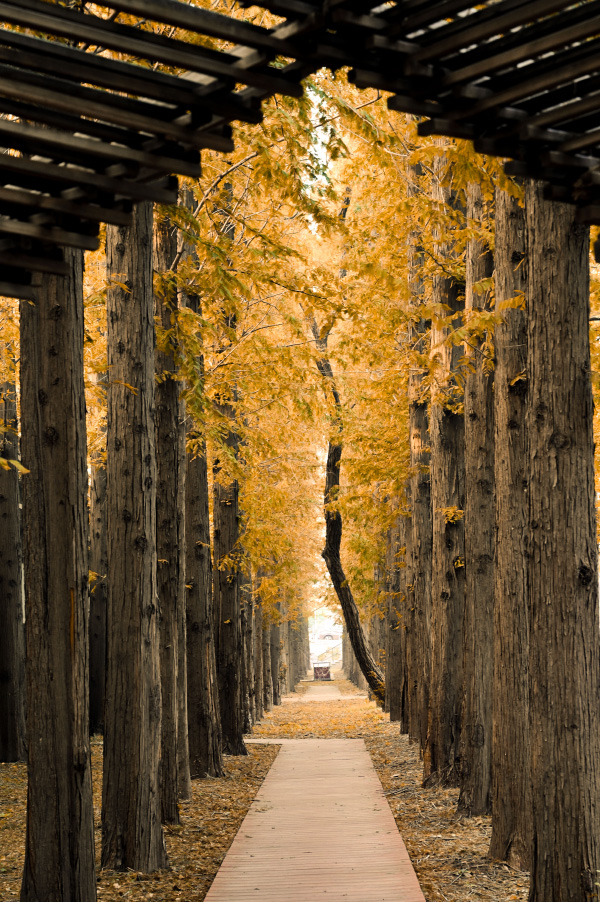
[0,741,279,901]
[254,678,530,902]
[1,680,529,902]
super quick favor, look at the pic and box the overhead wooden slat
[0,119,202,179]
[0,185,131,227]
[99,0,300,54]
[0,1,303,97]
[441,15,600,88]
[3,0,600,287]
[0,250,69,277]
[413,0,576,63]
[0,217,99,252]
[0,282,34,300]
[0,154,179,205]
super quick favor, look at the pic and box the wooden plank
[434,0,600,82]
[104,0,300,54]
[0,281,35,301]
[0,250,68,276]
[0,118,202,179]
[456,41,600,119]
[0,185,131,227]
[413,0,575,63]
[205,733,426,902]
[0,1,303,98]
[0,217,99,252]
[0,155,178,206]
[442,14,600,88]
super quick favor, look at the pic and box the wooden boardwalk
[205,735,425,901]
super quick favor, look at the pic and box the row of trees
[0,89,322,894]
[1,55,600,902]
[340,157,600,900]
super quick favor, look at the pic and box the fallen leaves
[0,680,529,902]
[0,739,278,902]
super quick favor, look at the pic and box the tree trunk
[179,196,223,781]
[102,202,167,872]
[423,161,465,787]
[262,620,273,712]
[89,462,107,737]
[254,592,264,722]
[213,428,247,755]
[185,433,223,778]
[312,324,385,702]
[240,573,255,733]
[386,515,407,724]
[407,160,432,752]
[270,619,281,706]
[0,375,25,762]
[403,499,421,740]
[410,389,432,754]
[489,188,531,867]
[154,213,186,824]
[457,184,494,816]
[526,181,600,902]
[19,251,97,901]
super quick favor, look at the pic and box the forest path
[205,688,426,901]
[282,679,345,702]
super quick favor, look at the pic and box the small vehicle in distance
[317,627,342,641]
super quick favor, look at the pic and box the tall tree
[525,182,600,902]
[0,373,24,762]
[489,187,531,867]
[457,183,494,815]
[177,186,224,781]
[89,454,107,737]
[312,322,386,702]
[253,584,264,722]
[423,157,466,787]
[262,611,273,712]
[240,572,256,732]
[19,251,97,901]
[386,515,407,724]
[213,395,247,754]
[102,202,167,872]
[154,212,187,823]
[185,421,224,777]
[270,612,281,706]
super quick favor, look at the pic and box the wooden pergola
[1,0,600,297]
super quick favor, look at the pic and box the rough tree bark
[178,190,223,780]
[213,411,247,754]
[185,426,224,777]
[89,459,107,737]
[154,212,187,822]
[525,181,600,902]
[423,160,465,787]
[409,377,432,754]
[240,572,255,733]
[19,251,97,901]
[262,618,273,712]
[407,160,432,752]
[488,188,531,867]
[102,202,167,872]
[0,375,25,762]
[403,498,421,741]
[254,589,264,722]
[386,515,407,725]
[270,616,281,706]
[457,183,494,816]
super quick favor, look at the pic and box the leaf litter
[1,679,528,902]
[253,677,529,902]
